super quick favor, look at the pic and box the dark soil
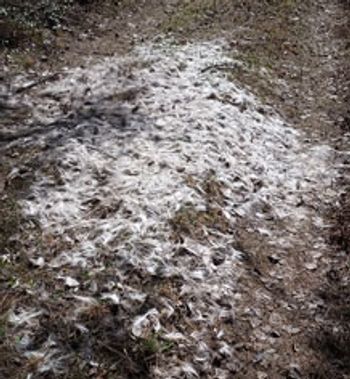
[309,0,350,376]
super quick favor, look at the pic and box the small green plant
[139,334,174,357]
[141,335,159,355]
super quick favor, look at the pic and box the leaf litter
[0,39,343,377]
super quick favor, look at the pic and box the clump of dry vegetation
[170,174,231,241]
[170,204,231,241]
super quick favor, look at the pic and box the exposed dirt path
[0,1,349,379]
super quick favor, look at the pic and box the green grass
[140,334,175,356]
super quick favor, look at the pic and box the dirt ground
[1,1,350,378]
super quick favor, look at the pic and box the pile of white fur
[9,40,336,378]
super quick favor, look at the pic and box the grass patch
[139,333,174,356]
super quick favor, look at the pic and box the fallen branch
[0,118,71,143]
[14,73,60,94]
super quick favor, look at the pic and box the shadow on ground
[307,2,350,377]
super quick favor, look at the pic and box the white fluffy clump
[21,40,335,377]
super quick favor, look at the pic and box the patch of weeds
[140,334,174,357]
[140,335,159,356]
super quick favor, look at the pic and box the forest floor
[1,1,350,378]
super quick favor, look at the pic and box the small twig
[97,341,138,372]
[201,63,239,73]
[14,73,60,94]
